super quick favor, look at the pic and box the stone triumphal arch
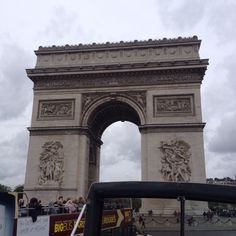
[25,36,208,209]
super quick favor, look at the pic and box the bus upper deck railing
[82,181,236,236]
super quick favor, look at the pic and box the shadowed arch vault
[83,97,143,188]
[82,95,145,138]
[88,101,141,138]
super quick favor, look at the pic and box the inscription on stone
[33,72,202,90]
[153,94,194,116]
[38,99,75,120]
[159,140,191,182]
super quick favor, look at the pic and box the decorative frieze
[38,99,75,120]
[38,141,64,185]
[35,44,200,68]
[159,139,191,182]
[33,70,203,90]
[153,94,194,117]
[34,37,201,69]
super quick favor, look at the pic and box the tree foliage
[0,183,11,192]
[131,198,142,212]
[13,184,24,199]
[13,184,24,193]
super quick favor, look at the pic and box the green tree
[131,198,142,212]
[13,184,24,192]
[13,184,24,199]
[0,183,11,192]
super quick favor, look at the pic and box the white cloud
[99,121,142,183]
[157,0,207,31]
[100,122,141,173]
[0,41,33,120]
[208,112,236,153]
[0,130,29,187]
[100,158,141,182]
[1,0,236,188]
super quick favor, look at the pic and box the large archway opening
[86,99,143,186]
[100,121,141,182]
[87,100,142,138]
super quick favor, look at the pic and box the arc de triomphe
[24,36,208,211]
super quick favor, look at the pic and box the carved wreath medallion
[159,140,191,182]
[38,141,64,185]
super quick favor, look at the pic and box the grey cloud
[206,151,236,178]
[39,7,80,42]
[202,68,235,125]
[1,0,236,186]
[208,112,236,153]
[101,122,141,167]
[0,130,29,160]
[205,1,236,44]
[223,53,236,92]
[100,122,141,181]
[202,50,236,153]
[0,42,33,120]
[0,130,29,186]
[157,0,207,31]
[100,159,141,182]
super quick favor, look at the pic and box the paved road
[145,230,236,236]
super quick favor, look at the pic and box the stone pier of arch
[24,36,208,213]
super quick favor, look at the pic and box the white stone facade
[24,37,208,212]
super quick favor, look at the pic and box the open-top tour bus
[79,181,236,236]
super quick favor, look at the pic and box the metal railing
[18,205,84,217]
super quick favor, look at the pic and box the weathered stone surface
[34,36,201,68]
[24,37,208,213]
[153,94,194,116]
[38,99,75,120]
[38,141,64,185]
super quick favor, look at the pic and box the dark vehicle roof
[84,181,236,236]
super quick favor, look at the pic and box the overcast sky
[0,0,236,188]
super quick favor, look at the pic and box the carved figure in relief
[156,98,191,113]
[40,101,73,118]
[83,96,92,107]
[38,141,64,185]
[159,140,191,182]
[41,104,56,115]
[82,91,146,112]
[135,94,145,106]
[57,104,71,115]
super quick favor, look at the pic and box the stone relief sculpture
[35,37,199,68]
[38,100,74,119]
[159,140,191,182]
[38,141,64,185]
[82,91,146,113]
[154,95,194,116]
[33,72,202,90]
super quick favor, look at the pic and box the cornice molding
[139,123,206,133]
[28,126,88,135]
[27,59,208,77]
[31,67,206,90]
[28,126,103,145]
[36,36,200,54]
